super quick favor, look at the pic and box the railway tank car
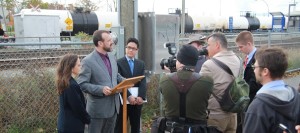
[186,12,287,33]
[14,9,289,39]
[15,9,119,36]
[189,13,260,33]
[189,15,223,32]
[256,16,273,30]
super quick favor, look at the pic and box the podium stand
[111,75,145,133]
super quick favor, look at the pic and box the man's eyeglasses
[251,64,263,69]
[126,46,138,51]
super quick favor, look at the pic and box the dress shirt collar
[246,47,256,64]
[98,52,108,58]
[126,56,134,62]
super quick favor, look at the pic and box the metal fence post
[268,30,271,47]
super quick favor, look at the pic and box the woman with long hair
[56,54,90,133]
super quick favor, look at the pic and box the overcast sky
[138,0,299,16]
[44,0,299,16]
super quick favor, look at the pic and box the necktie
[129,59,134,74]
[244,56,248,69]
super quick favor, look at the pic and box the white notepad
[119,87,147,105]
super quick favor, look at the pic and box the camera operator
[162,34,207,73]
[159,45,220,132]
[188,34,207,73]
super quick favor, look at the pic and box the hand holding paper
[120,87,147,105]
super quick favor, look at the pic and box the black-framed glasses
[251,64,263,69]
[126,46,138,51]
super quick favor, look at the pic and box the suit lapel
[246,53,256,68]
[120,57,140,77]
[122,57,131,75]
[120,57,134,76]
[132,59,138,76]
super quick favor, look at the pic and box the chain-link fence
[1,32,300,132]
[0,42,94,133]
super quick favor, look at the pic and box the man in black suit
[235,31,262,133]
[235,31,262,103]
[115,37,146,133]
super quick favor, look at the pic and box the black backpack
[211,58,250,113]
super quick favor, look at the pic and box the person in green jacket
[159,45,218,132]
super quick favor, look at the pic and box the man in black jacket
[235,31,262,133]
[235,31,262,102]
[115,37,146,133]
[244,47,300,133]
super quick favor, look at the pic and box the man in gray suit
[78,30,124,133]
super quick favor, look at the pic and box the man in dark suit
[235,31,262,103]
[235,31,262,133]
[77,30,124,133]
[115,37,146,133]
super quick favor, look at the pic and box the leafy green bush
[75,31,92,42]
[141,74,161,132]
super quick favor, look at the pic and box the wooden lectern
[111,75,145,133]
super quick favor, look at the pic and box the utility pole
[1,0,7,29]
[288,3,296,32]
[180,0,185,37]
[120,0,134,41]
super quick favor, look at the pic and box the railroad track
[1,42,300,75]
[0,48,93,70]
[0,55,86,70]
[0,48,93,59]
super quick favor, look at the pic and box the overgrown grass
[286,47,300,70]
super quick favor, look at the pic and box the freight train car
[186,12,288,33]
[14,9,119,37]
[14,9,289,41]
[256,16,273,30]
[189,15,223,32]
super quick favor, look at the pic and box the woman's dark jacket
[57,77,90,132]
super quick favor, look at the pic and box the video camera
[160,43,208,73]
[160,43,177,73]
[198,47,208,56]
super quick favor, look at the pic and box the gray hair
[207,32,228,49]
